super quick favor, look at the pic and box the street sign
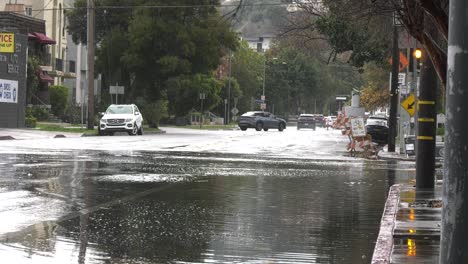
[350,117,366,137]
[255,99,264,104]
[110,85,125,94]
[260,103,266,110]
[231,107,239,115]
[401,93,415,117]
[336,96,347,101]
[232,116,238,121]
[398,73,406,85]
[261,95,265,101]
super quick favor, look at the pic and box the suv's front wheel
[128,123,138,136]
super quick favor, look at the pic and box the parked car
[312,114,326,127]
[99,104,144,136]
[297,114,316,130]
[238,111,287,131]
[365,116,388,145]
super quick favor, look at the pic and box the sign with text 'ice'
[0,79,18,103]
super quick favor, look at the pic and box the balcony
[49,58,76,78]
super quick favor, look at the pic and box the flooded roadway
[0,128,416,263]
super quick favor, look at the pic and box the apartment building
[1,0,75,86]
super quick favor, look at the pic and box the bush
[27,105,49,121]
[135,98,169,128]
[25,117,37,128]
[49,85,68,117]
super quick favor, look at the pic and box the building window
[25,6,32,16]
[257,43,263,53]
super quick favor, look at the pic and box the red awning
[28,33,37,40]
[33,32,56,45]
[38,71,54,83]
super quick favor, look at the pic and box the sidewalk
[377,146,416,161]
[372,184,442,263]
[0,128,84,140]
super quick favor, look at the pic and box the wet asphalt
[0,127,418,263]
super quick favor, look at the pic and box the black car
[297,114,316,130]
[238,111,287,131]
[365,116,389,145]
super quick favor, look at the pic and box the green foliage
[168,74,223,116]
[49,85,69,117]
[230,41,264,113]
[67,0,238,116]
[135,98,168,128]
[26,56,40,104]
[27,106,49,121]
[315,15,390,68]
[25,117,37,128]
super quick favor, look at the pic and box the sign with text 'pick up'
[0,33,15,53]
[0,79,18,103]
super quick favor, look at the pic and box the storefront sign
[0,79,18,103]
[0,33,15,53]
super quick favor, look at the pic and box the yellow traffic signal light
[414,48,422,59]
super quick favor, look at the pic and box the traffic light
[414,48,422,60]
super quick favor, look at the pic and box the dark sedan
[297,114,316,130]
[239,111,287,131]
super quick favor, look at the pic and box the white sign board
[344,106,365,118]
[231,107,239,115]
[351,117,366,137]
[110,85,125,94]
[0,79,18,103]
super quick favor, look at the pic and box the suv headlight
[101,119,107,123]
[125,118,133,122]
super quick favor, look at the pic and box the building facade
[0,0,75,86]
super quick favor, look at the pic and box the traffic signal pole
[388,26,399,152]
[415,53,436,189]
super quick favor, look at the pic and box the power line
[23,2,293,13]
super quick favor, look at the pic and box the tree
[359,63,391,112]
[285,0,449,87]
[230,41,264,114]
[49,85,69,117]
[67,0,239,116]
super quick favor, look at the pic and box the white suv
[99,104,144,136]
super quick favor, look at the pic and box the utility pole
[415,53,436,189]
[227,51,232,124]
[388,25,399,152]
[440,0,468,262]
[86,0,95,130]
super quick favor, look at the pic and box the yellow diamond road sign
[402,93,415,117]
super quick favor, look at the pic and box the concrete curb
[80,130,166,137]
[371,184,401,264]
[377,152,415,162]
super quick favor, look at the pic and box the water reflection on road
[0,150,415,263]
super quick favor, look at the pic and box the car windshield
[106,105,133,114]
